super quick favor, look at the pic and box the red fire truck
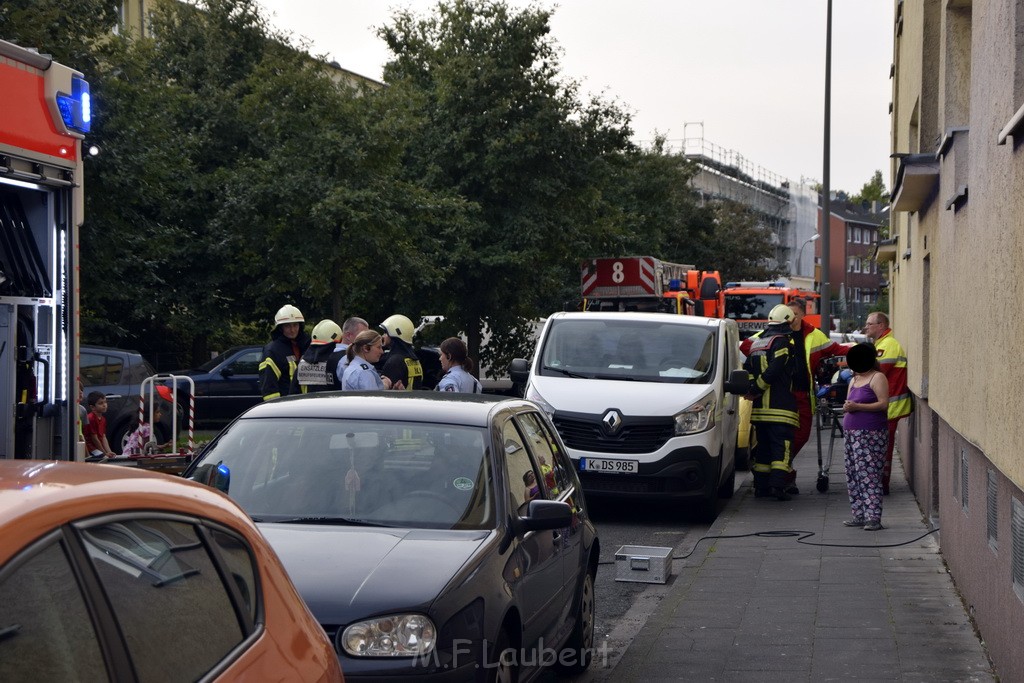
[1,39,90,460]
[723,281,821,339]
[580,256,723,317]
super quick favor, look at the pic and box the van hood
[530,375,714,417]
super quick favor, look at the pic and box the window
[0,540,107,681]
[503,419,537,511]
[81,353,123,386]
[81,518,247,681]
[846,225,852,243]
[517,412,573,497]
[230,350,262,375]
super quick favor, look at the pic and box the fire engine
[580,256,723,317]
[1,39,90,460]
[723,281,821,339]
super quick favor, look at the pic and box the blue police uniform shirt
[342,358,384,390]
[436,365,482,393]
[335,343,351,384]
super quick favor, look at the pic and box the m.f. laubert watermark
[412,637,614,671]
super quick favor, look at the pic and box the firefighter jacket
[291,343,345,394]
[743,325,799,427]
[380,338,424,391]
[739,320,845,415]
[259,328,310,401]
[875,329,912,420]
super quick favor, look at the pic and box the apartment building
[886,1,1024,679]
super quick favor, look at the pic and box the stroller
[812,356,852,492]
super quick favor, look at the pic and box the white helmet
[310,319,342,345]
[379,314,415,344]
[768,304,795,324]
[274,304,304,326]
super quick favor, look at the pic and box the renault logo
[601,409,623,434]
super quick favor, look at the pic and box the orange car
[0,460,343,682]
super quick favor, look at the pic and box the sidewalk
[609,446,997,682]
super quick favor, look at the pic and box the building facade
[817,201,889,329]
[886,1,1024,680]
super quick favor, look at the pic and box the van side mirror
[724,369,750,395]
[189,462,230,493]
[509,358,530,385]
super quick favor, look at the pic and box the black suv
[80,345,176,453]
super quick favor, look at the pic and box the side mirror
[517,499,572,533]
[220,367,235,378]
[724,369,750,395]
[509,358,530,385]
[189,462,230,493]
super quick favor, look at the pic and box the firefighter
[744,304,800,501]
[378,314,424,391]
[292,319,345,394]
[740,298,847,494]
[864,311,912,494]
[259,304,311,401]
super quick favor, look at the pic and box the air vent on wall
[961,449,969,513]
[1011,498,1024,602]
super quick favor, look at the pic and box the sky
[255,0,895,194]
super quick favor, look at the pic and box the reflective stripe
[263,392,280,401]
[259,358,282,379]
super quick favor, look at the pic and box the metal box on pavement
[614,545,673,584]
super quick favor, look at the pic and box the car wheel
[110,420,133,456]
[557,569,595,675]
[486,628,517,683]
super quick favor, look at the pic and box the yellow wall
[891,0,1024,487]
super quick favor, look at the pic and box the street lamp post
[797,233,820,278]
[820,0,833,333]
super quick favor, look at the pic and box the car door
[516,412,583,605]
[204,347,263,422]
[499,417,564,651]
[81,350,130,434]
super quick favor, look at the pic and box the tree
[694,200,781,283]
[850,170,889,206]
[0,0,118,73]
[378,0,633,369]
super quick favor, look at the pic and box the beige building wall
[889,1,1024,680]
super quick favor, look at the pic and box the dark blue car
[186,392,599,682]
[170,345,264,426]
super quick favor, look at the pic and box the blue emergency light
[55,76,91,134]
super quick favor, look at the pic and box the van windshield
[538,318,717,383]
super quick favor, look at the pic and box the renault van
[510,311,748,519]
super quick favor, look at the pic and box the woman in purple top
[841,343,890,531]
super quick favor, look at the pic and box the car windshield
[724,293,785,320]
[195,418,494,530]
[538,318,717,383]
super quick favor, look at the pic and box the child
[84,391,114,458]
[123,400,171,457]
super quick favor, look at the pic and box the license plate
[581,458,638,474]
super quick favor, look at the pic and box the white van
[510,311,749,519]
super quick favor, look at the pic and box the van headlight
[673,395,716,435]
[341,614,436,657]
[525,384,555,417]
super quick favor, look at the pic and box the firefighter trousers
[751,422,795,492]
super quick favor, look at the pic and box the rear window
[724,293,785,320]
[538,318,717,383]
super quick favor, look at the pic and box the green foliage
[698,201,781,283]
[379,0,635,364]
[0,0,118,72]
[850,169,889,205]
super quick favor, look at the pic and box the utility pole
[820,0,833,334]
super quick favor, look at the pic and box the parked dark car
[186,392,599,681]
[169,345,264,426]
[80,345,177,453]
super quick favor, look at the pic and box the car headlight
[524,384,555,417]
[341,614,436,657]
[673,394,716,435]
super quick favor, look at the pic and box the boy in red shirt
[84,391,114,458]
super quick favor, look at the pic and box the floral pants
[844,428,888,522]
